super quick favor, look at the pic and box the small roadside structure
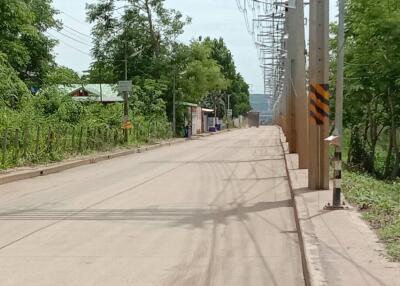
[202,108,214,132]
[178,102,215,135]
[57,84,124,104]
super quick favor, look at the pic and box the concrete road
[0,126,305,286]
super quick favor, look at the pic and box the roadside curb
[278,126,400,286]
[292,190,329,286]
[0,129,234,186]
[0,138,187,186]
[278,132,312,286]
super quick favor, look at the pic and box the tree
[44,66,81,85]
[130,79,168,119]
[0,0,59,88]
[338,0,400,179]
[87,0,190,82]
[180,41,230,103]
[203,37,251,117]
[0,52,30,108]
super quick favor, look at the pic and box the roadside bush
[0,84,172,170]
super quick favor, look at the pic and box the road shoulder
[0,129,235,186]
[281,134,400,286]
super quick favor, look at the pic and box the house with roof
[58,84,124,103]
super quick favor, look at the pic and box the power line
[60,11,87,25]
[47,32,91,56]
[57,28,92,47]
[63,24,92,40]
[59,27,92,46]
[50,28,92,47]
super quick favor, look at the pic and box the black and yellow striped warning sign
[309,83,330,125]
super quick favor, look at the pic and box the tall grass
[0,87,172,170]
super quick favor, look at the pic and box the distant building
[178,102,215,134]
[58,84,124,103]
[250,94,272,125]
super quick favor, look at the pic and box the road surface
[0,126,305,286]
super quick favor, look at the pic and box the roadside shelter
[178,102,215,135]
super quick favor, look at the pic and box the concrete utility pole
[308,0,330,190]
[226,94,231,129]
[333,0,345,206]
[288,0,308,168]
[284,9,295,153]
[123,44,129,143]
[172,69,177,136]
[172,70,186,136]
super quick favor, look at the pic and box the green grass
[0,121,173,171]
[343,171,400,261]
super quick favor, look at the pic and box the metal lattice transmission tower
[236,0,288,106]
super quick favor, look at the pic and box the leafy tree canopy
[0,0,59,88]
[0,52,30,108]
[335,0,400,178]
[44,66,82,86]
[87,0,190,82]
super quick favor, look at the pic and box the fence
[0,121,173,170]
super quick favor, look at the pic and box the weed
[343,171,400,261]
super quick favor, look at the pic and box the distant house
[57,84,124,103]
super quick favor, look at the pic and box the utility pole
[213,93,217,127]
[172,69,177,136]
[288,0,308,168]
[308,0,330,190]
[172,69,186,136]
[284,7,295,153]
[333,0,345,206]
[226,94,231,129]
[123,44,129,143]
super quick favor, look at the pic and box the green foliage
[87,0,190,82]
[203,38,251,117]
[0,0,59,88]
[0,0,250,171]
[332,0,400,179]
[86,1,249,122]
[44,66,81,86]
[0,53,30,108]
[343,171,400,260]
[230,73,252,117]
[0,88,172,170]
[131,79,168,119]
[180,41,230,103]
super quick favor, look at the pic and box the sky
[52,0,338,94]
